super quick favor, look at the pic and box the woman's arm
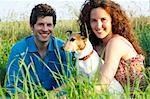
[95,37,127,92]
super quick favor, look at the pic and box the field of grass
[0,17,150,98]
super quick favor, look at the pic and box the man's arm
[5,45,24,95]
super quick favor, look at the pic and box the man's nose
[42,25,49,31]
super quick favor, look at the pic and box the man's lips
[39,33,50,38]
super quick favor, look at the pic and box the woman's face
[90,7,112,39]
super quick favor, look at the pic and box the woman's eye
[70,38,75,41]
[101,18,106,22]
[90,19,97,23]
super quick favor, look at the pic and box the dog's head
[63,31,87,52]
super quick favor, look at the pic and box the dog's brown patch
[69,33,87,51]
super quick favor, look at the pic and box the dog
[63,31,123,93]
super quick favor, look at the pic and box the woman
[78,0,146,92]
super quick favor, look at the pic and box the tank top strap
[94,44,105,59]
[100,47,105,59]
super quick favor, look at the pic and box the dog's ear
[81,35,87,40]
[80,31,87,38]
[66,30,72,37]
[80,32,87,42]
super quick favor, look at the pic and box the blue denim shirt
[6,35,72,94]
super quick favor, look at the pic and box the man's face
[31,16,54,43]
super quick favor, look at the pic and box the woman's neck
[102,33,113,46]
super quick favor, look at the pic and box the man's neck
[34,39,49,59]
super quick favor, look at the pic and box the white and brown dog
[63,31,123,93]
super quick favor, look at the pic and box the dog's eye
[70,38,75,41]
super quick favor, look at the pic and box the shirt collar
[27,35,56,52]
[48,36,55,51]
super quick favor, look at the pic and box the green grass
[0,17,150,98]
[3,56,150,98]
[133,17,150,67]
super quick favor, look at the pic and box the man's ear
[30,24,34,31]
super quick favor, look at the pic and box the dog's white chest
[76,51,100,78]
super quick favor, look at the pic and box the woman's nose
[97,20,102,28]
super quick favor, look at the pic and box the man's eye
[38,23,43,26]
[70,38,75,41]
[47,24,52,27]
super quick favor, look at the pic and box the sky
[0,0,150,21]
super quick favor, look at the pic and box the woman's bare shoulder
[108,35,131,47]
[106,35,131,57]
[107,35,127,47]
[107,35,137,60]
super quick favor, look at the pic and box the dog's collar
[79,50,94,61]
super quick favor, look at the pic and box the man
[5,4,72,96]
